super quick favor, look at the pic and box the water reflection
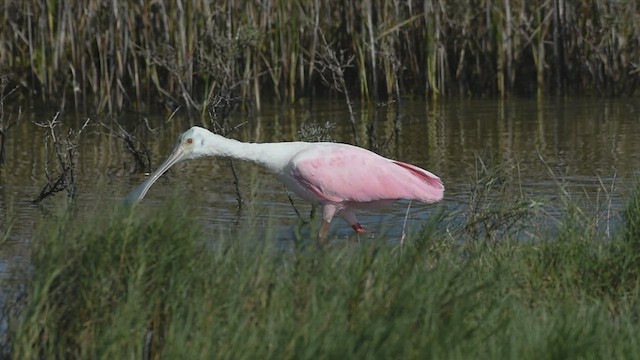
[1,98,639,266]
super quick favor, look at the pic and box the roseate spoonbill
[125,126,444,240]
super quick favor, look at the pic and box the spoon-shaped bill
[123,144,186,206]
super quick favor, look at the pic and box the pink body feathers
[282,143,443,236]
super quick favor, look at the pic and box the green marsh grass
[4,184,640,358]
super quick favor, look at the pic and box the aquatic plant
[3,181,640,358]
[1,0,638,113]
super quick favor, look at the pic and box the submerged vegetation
[1,0,639,112]
[2,179,640,358]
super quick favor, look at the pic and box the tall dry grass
[0,0,639,112]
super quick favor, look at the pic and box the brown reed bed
[0,0,639,113]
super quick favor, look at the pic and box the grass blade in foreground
[5,192,640,359]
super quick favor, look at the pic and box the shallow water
[1,98,640,270]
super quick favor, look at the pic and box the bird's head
[124,126,214,205]
[176,126,215,160]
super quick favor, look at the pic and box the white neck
[205,134,312,173]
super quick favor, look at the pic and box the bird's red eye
[186,138,193,144]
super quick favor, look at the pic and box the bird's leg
[318,205,337,246]
[318,220,330,245]
[342,209,365,234]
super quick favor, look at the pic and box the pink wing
[290,144,444,204]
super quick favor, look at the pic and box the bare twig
[400,200,413,248]
[32,113,91,204]
[297,121,336,143]
[595,172,617,240]
[141,44,200,111]
[315,30,359,145]
[99,119,154,173]
[206,86,246,216]
[207,85,242,127]
[165,106,182,124]
[0,75,21,165]
[198,24,261,217]
[286,189,306,222]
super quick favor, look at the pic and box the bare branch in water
[99,118,155,174]
[32,114,91,204]
[206,85,246,217]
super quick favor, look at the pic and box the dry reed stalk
[316,29,358,145]
[0,0,638,113]
[0,76,21,165]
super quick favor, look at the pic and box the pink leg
[342,209,365,234]
[319,205,337,244]
[319,220,331,244]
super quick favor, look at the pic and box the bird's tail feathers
[393,161,444,202]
